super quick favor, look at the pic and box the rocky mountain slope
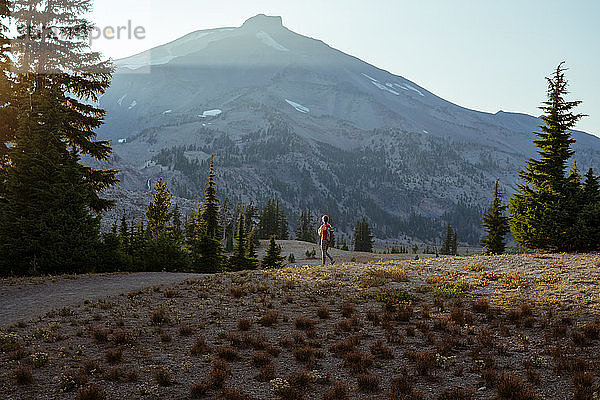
[96,14,600,244]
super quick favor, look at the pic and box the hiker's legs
[322,241,334,266]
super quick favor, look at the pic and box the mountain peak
[241,14,284,31]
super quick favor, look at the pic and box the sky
[89,0,600,137]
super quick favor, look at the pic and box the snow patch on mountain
[200,109,222,118]
[285,99,309,114]
[361,73,379,82]
[394,83,424,97]
[162,110,172,114]
[404,84,425,97]
[128,100,137,110]
[117,94,127,106]
[372,81,400,96]
[256,31,289,51]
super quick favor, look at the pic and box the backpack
[319,223,334,244]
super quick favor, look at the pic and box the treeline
[97,159,291,274]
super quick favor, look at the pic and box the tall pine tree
[0,0,118,275]
[481,180,510,254]
[509,63,585,251]
[146,178,173,240]
[353,218,373,252]
[189,155,223,273]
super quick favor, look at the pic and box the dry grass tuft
[14,364,33,385]
[356,373,380,392]
[258,310,279,327]
[154,367,173,386]
[76,383,106,400]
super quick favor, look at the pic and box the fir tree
[353,218,373,252]
[0,0,118,274]
[295,209,315,242]
[189,155,224,273]
[481,180,510,254]
[510,63,585,251]
[171,203,183,241]
[0,86,101,275]
[146,178,173,240]
[573,168,600,251]
[229,211,256,271]
[262,236,285,269]
[440,224,458,256]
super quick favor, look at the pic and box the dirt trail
[0,272,201,327]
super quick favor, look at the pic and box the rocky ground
[1,253,600,399]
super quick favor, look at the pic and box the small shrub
[317,305,330,319]
[209,359,231,388]
[341,303,355,318]
[356,373,379,392]
[323,381,350,400]
[496,372,537,400]
[293,346,316,364]
[111,329,134,345]
[77,383,106,400]
[294,316,317,331]
[251,350,271,367]
[190,381,210,398]
[237,318,252,331]
[104,348,122,364]
[163,288,179,298]
[255,363,276,382]
[369,339,393,359]
[14,365,33,385]
[154,367,173,386]
[179,323,194,336]
[258,310,279,327]
[191,335,211,356]
[90,326,108,343]
[216,345,239,361]
[230,285,247,298]
[390,373,413,395]
[150,309,170,325]
[414,351,436,376]
[343,350,373,373]
[81,359,102,375]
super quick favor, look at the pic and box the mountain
[96,14,600,244]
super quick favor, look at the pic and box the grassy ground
[1,252,600,399]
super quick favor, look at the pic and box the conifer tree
[146,178,173,240]
[295,209,315,242]
[353,218,373,252]
[0,86,101,275]
[440,224,457,256]
[0,0,118,274]
[228,211,257,271]
[573,168,600,251]
[189,155,223,273]
[262,236,285,269]
[510,63,585,251]
[481,180,510,254]
[171,204,183,241]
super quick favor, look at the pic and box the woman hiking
[317,215,335,267]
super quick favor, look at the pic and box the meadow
[1,252,600,399]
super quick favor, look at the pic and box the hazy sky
[89,0,599,136]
